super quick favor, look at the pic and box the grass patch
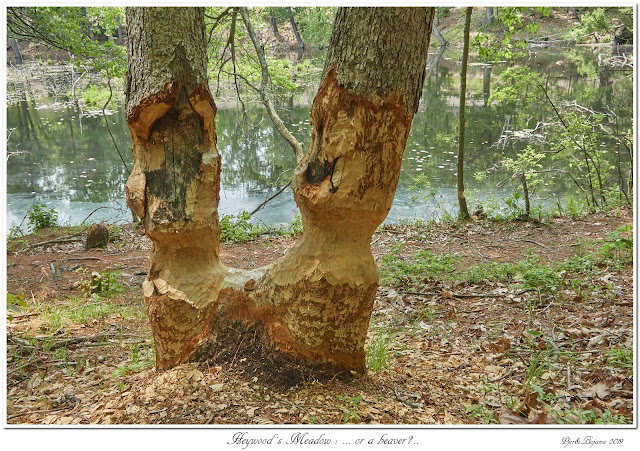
[220,211,303,243]
[366,329,393,372]
[112,341,155,377]
[606,346,633,376]
[379,245,459,286]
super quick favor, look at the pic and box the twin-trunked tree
[125,7,434,372]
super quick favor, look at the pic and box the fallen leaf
[582,382,611,400]
[499,409,528,424]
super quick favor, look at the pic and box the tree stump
[85,223,110,250]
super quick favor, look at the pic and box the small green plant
[79,268,123,296]
[92,268,123,295]
[337,395,362,424]
[522,265,560,295]
[366,329,392,372]
[7,292,27,321]
[112,342,154,377]
[523,347,553,389]
[464,261,518,284]
[38,304,65,333]
[69,301,113,324]
[278,214,303,236]
[602,224,633,262]
[27,203,58,230]
[220,211,265,243]
[595,410,633,425]
[563,195,587,219]
[464,403,498,424]
[8,225,25,239]
[606,346,633,375]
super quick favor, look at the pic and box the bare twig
[81,206,112,225]
[399,291,503,299]
[10,312,39,320]
[21,234,84,251]
[517,238,550,250]
[249,181,291,216]
[273,395,322,422]
[394,386,420,408]
[488,369,513,383]
[102,67,130,175]
[206,7,232,44]
[7,405,73,421]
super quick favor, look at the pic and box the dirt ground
[5,209,634,425]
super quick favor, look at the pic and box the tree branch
[239,7,304,162]
[102,68,130,175]
[249,181,291,216]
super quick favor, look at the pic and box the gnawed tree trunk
[124,7,223,367]
[125,7,433,372]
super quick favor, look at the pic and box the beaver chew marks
[305,158,336,186]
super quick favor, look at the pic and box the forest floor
[5,209,634,425]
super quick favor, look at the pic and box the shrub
[27,203,58,230]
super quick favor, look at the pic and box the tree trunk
[125,7,433,373]
[485,7,495,24]
[483,64,492,106]
[269,13,280,38]
[9,38,23,65]
[520,173,531,218]
[432,25,446,49]
[457,8,472,220]
[287,7,304,54]
[116,15,124,44]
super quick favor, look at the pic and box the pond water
[5,46,633,234]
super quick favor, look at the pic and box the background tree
[456,7,472,220]
[124,6,434,372]
[7,6,126,74]
[485,7,495,24]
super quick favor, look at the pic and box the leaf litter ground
[5,209,634,425]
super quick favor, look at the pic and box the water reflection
[5,46,633,232]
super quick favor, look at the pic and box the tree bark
[457,7,472,220]
[432,25,446,49]
[483,64,492,106]
[125,7,433,372]
[485,7,495,24]
[9,38,23,65]
[287,7,304,54]
[269,13,280,38]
